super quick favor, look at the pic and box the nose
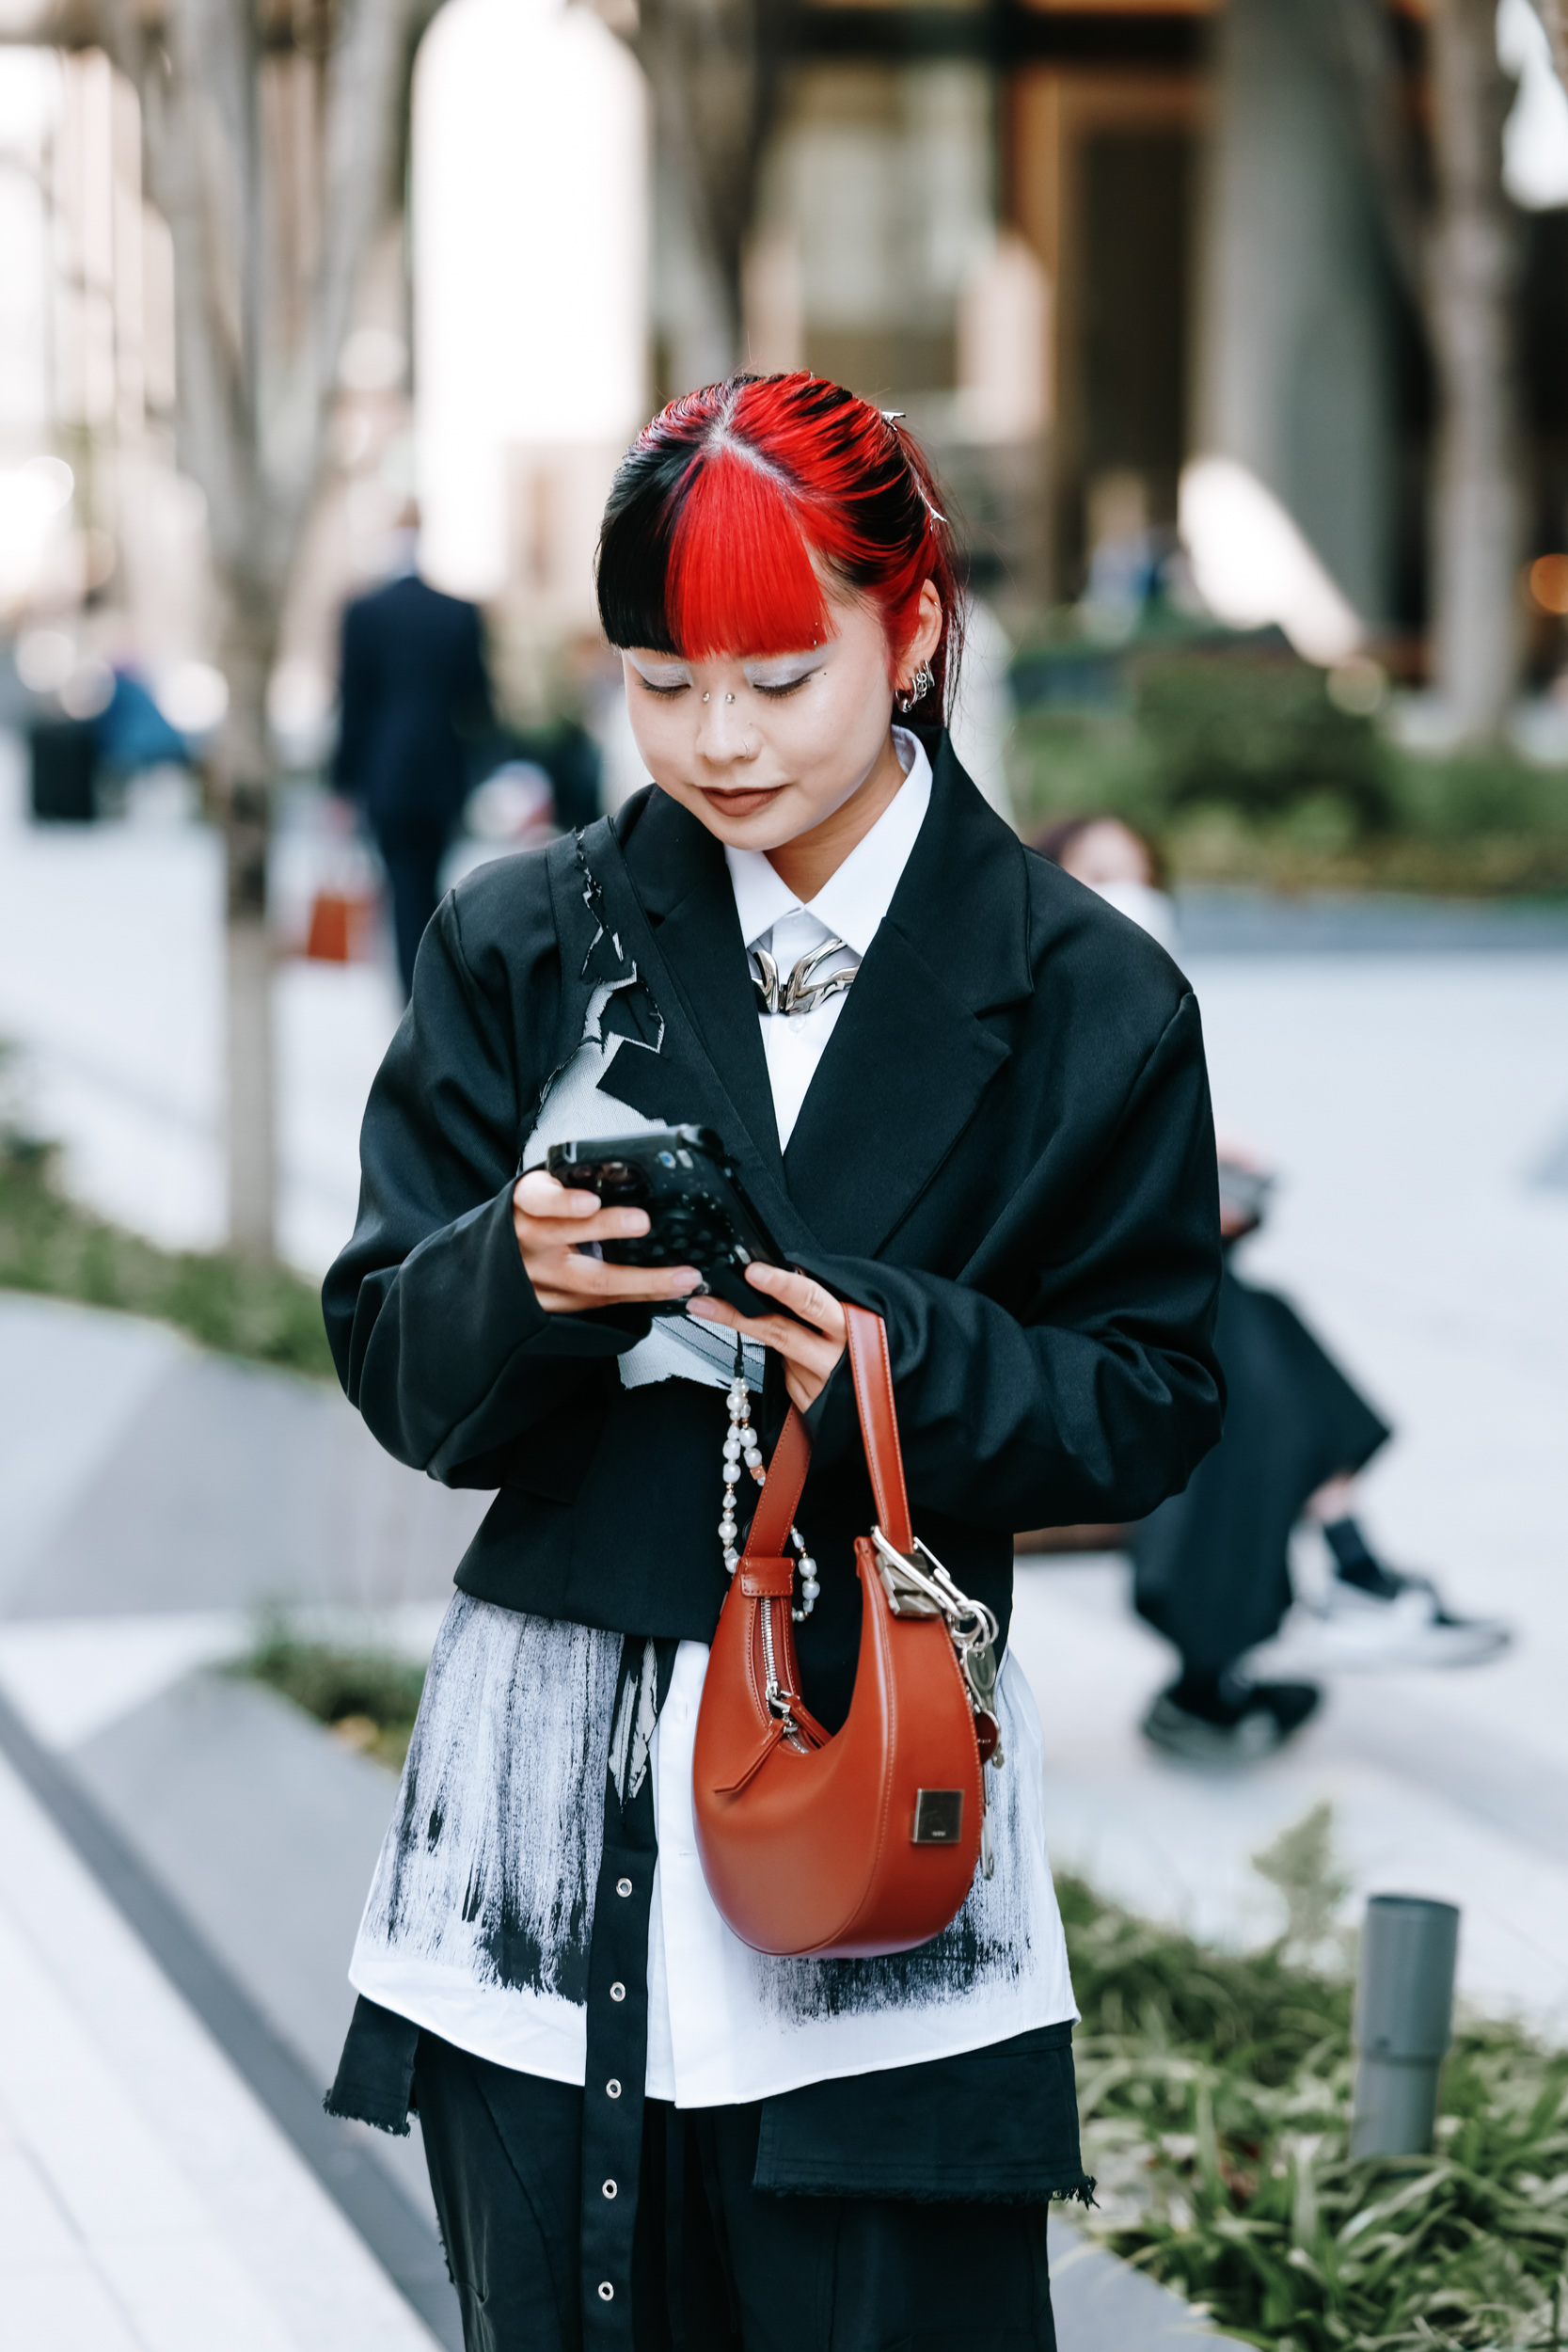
[696,692,754,766]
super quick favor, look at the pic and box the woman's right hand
[512,1168,701,1314]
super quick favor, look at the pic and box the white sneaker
[1281,1573,1510,1673]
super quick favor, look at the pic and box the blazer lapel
[783,735,1034,1256]
[582,794,805,1248]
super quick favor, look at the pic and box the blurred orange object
[306,888,377,961]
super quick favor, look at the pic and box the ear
[895,579,943,691]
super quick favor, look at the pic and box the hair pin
[882,409,906,423]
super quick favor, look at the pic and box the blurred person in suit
[333,506,496,998]
[1036,813,1510,1765]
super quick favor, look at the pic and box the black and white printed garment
[348,794,1077,2106]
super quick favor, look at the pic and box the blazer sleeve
[800,990,1224,1530]
[321,866,647,1486]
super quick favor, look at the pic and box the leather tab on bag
[739,1557,796,1597]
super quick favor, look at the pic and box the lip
[704,785,784,818]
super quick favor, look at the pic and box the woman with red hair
[324,374,1224,2350]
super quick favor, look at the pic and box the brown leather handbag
[692,1304,1005,1959]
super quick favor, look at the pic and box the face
[620,578,939,853]
[1058,818,1154,891]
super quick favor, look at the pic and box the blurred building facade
[8,0,1568,746]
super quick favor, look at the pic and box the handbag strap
[740,1304,914,1565]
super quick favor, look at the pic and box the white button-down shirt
[724,728,931,1151]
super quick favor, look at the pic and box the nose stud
[725,692,735,705]
[702,691,710,704]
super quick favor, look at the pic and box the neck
[765,728,908,901]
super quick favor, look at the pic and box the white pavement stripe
[0,1751,440,2352]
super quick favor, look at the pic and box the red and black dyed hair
[596,373,962,727]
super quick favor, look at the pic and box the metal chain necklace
[721,1340,818,1620]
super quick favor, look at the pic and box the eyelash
[637,672,816,700]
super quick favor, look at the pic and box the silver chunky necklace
[750,938,857,1019]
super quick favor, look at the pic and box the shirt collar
[723,728,933,956]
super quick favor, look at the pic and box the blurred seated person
[333,504,495,999]
[1032,814,1510,1765]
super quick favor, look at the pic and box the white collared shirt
[723,728,931,1151]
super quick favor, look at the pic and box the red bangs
[667,447,831,660]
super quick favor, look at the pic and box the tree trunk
[635,0,787,387]
[217,612,277,1258]
[1426,0,1522,742]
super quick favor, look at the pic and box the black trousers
[376,823,451,1001]
[1132,1264,1391,1675]
[414,2034,1058,2352]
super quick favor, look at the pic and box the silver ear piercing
[895,661,935,713]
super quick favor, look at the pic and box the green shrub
[0,1130,335,1378]
[1064,1873,1568,2348]
[238,1623,426,1770]
[1132,650,1394,831]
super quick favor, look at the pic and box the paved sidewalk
[0,1740,441,2352]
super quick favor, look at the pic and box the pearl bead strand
[720,1351,818,1620]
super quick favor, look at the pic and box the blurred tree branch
[1535,0,1568,87]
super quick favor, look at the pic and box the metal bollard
[1351,1894,1460,2159]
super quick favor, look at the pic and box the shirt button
[610,1981,626,2002]
[598,2282,614,2302]
[616,1877,632,1898]
[606,2077,621,2099]
[603,2178,618,2199]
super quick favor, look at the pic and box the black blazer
[325,733,1223,1723]
[332,573,492,839]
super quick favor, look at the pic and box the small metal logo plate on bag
[912,1789,964,1844]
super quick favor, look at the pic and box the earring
[895,661,935,714]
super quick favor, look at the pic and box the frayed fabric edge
[322,2088,412,2138]
[755,2172,1098,2207]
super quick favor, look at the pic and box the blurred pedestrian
[1037,814,1511,1765]
[333,505,495,999]
[325,375,1226,2349]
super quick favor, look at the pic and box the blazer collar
[598,733,1033,1257]
[781,729,1033,1252]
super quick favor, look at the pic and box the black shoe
[1141,1675,1321,1765]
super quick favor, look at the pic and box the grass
[1065,1822,1568,2349]
[0,1129,336,1379]
[237,1621,427,1770]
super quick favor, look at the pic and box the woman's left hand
[688,1266,847,1411]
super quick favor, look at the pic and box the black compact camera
[546,1126,789,1314]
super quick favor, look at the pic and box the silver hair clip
[882,409,906,422]
[921,490,946,525]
